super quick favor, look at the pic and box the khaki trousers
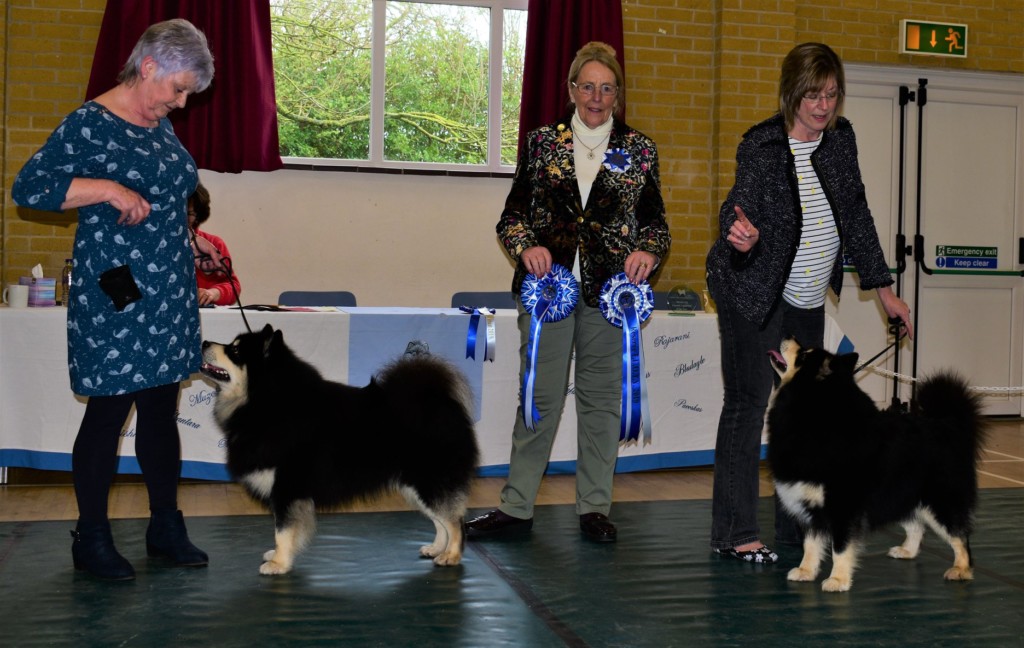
[499,300,622,518]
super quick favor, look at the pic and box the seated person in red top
[188,182,241,306]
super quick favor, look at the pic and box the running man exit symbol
[900,20,968,58]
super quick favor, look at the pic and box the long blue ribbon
[599,273,652,445]
[620,304,643,443]
[522,297,552,431]
[460,306,496,362]
[638,339,652,445]
[465,309,480,359]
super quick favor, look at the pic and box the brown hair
[566,41,624,117]
[189,181,211,227]
[778,43,845,132]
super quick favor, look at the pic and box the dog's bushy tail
[914,373,987,461]
[383,356,474,417]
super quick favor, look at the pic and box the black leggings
[73,382,182,524]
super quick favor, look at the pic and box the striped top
[783,137,840,308]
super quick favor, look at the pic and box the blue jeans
[708,279,824,550]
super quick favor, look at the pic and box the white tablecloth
[0,306,723,480]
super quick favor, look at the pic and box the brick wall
[0,2,7,273]
[3,0,105,285]
[797,0,1023,72]
[3,0,1022,292]
[621,0,724,290]
[622,0,1023,292]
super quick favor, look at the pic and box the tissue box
[20,276,57,307]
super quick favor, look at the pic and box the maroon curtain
[517,0,625,156]
[86,0,282,173]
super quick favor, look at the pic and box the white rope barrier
[863,365,1024,394]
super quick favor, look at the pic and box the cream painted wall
[197,169,518,307]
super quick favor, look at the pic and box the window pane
[501,8,526,166]
[271,0,373,160]
[383,2,489,164]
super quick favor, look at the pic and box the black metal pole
[891,85,914,410]
[911,78,928,407]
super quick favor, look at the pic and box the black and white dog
[767,337,986,592]
[201,325,479,575]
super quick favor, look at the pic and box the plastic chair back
[450,291,517,309]
[278,291,357,307]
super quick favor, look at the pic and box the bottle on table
[61,258,73,306]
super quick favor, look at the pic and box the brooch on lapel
[602,148,632,173]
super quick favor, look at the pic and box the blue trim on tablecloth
[0,449,231,481]
[3,446,756,481]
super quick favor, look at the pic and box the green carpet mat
[1,491,1021,647]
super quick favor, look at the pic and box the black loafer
[580,513,617,543]
[465,509,533,539]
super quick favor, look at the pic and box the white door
[830,65,1024,415]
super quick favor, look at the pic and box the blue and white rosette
[519,264,578,430]
[459,306,496,362]
[600,273,654,445]
[602,148,632,173]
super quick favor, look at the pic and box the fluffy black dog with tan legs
[767,337,985,593]
[200,325,479,575]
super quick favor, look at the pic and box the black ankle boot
[70,521,135,581]
[146,509,208,567]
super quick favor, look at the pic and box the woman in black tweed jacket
[705,43,913,563]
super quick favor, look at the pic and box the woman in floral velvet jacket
[498,116,669,306]
[467,41,670,544]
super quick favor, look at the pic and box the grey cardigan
[706,113,893,326]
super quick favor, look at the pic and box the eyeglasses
[802,90,840,104]
[572,82,618,98]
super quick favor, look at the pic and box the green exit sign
[900,20,968,58]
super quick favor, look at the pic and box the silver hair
[117,18,214,92]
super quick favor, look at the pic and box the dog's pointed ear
[263,328,285,358]
[256,324,278,357]
[258,324,275,356]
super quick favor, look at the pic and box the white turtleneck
[571,112,613,207]
[570,112,614,280]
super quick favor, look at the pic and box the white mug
[3,284,29,308]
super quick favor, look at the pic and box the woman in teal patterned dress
[12,19,215,580]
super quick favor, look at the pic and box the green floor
[1,492,1021,647]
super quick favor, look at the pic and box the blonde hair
[778,43,845,132]
[566,41,624,116]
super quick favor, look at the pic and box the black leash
[854,317,906,374]
[191,230,252,333]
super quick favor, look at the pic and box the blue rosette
[602,147,632,173]
[600,273,654,445]
[519,264,578,430]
